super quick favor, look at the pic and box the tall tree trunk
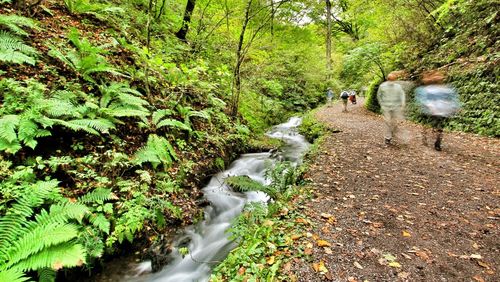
[230,0,252,118]
[176,0,197,42]
[325,0,332,80]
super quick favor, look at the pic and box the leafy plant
[0,14,38,65]
[0,180,88,282]
[48,29,122,83]
[133,134,177,169]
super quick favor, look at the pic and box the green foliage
[133,134,177,169]
[298,112,329,143]
[0,79,116,153]
[0,12,38,65]
[48,29,122,83]
[0,180,88,281]
[364,76,383,114]
[63,0,124,19]
[226,161,300,201]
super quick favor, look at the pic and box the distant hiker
[326,88,334,106]
[377,72,406,145]
[349,90,357,104]
[340,90,349,112]
[415,70,461,151]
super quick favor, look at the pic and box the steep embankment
[0,1,253,279]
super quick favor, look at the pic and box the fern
[225,176,276,198]
[78,188,113,204]
[0,14,39,36]
[97,82,150,121]
[0,180,87,277]
[156,118,192,132]
[0,31,37,65]
[38,268,56,282]
[133,134,177,169]
[152,109,174,125]
[53,118,115,135]
[48,29,123,83]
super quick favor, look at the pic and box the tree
[325,0,332,79]
[176,0,197,42]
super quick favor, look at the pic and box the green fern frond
[0,14,38,36]
[4,224,80,269]
[42,99,80,118]
[156,119,192,132]
[54,118,115,135]
[88,214,110,234]
[225,176,272,196]
[9,243,86,273]
[187,110,211,121]
[38,268,56,282]
[0,114,20,143]
[0,180,59,257]
[152,109,173,125]
[78,188,112,203]
[0,31,37,65]
[0,269,29,282]
[32,203,88,227]
[133,134,177,169]
[0,138,22,154]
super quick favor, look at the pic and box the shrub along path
[290,98,499,281]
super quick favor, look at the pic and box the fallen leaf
[472,275,485,282]
[321,213,334,219]
[472,242,479,249]
[388,261,402,268]
[317,240,332,247]
[372,222,383,228]
[354,261,363,269]
[415,251,430,262]
[402,230,411,237]
[470,254,482,260]
[324,247,333,254]
[477,260,490,269]
[398,272,410,279]
[312,261,328,273]
[291,234,302,240]
[266,256,275,265]
[325,271,334,280]
[295,218,309,224]
[304,248,313,255]
[238,267,246,275]
[347,277,357,282]
[306,242,313,248]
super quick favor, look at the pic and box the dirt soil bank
[291,98,499,282]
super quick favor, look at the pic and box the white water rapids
[124,117,310,282]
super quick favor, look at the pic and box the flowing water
[119,117,309,282]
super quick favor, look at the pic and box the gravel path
[290,98,499,282]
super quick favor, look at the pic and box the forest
[0,0,498,281]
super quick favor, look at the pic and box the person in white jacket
[377,72,406,145]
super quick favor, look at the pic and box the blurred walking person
[415,70,461,151]
[340,90,349,112]
[326,88,334,107]
[349,90,357,104]
[377,72,406,145]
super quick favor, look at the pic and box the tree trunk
[176,0,197,42]
[325,0,332,79]
[230,0,253,118]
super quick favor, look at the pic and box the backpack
[341,91,349,99]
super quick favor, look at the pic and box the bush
[364,77,383,114]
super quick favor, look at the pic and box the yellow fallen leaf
[388,261,401,268]
[312,261,328,273]
[306,242,313,248]
[317,240,332,247]
[266,256,275,265]
[402,230,411,237]
[291,234,302,240]
[321,212,334,219]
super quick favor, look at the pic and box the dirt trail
[291,98,499,282]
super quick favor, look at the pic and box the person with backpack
[340,90,349,112]
[326,88,334,106]
[349,90,357,104]
[415,70,461,151]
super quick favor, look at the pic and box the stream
[112,117,309,282]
